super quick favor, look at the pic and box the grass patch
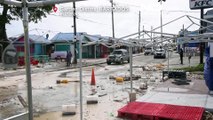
[174,63,204,72]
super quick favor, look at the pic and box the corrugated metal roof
[29,35,51,44]
[51,32,86,43]
[15,34,51,44]
[84,35,101,41]
[84,34,111,42]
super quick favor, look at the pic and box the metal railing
[4,112,28,120]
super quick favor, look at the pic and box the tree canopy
[0,0,53,45]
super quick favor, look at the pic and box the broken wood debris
[17,95,27,108]
[56,79,79,84]
[109,74,141,81]
[131,64,166,71]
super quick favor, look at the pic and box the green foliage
[0,0,53,24]
[175,64,204,72]
[0,1,53,43]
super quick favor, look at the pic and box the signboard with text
[190,0,213,9]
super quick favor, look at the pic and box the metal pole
[143,30,176,36]
[94,44,96,59]
[129,46,133,93]
[110,0,115,38]
[1,0,22,7]
[138,11,141,40]
[200,8,204,64]
[119,15,186,40]
[27,0,85,7]
[22,0,33,119]
[151,26,153,49]
[79,36,83,120]
[142,25,144,47]
[151,26,153,41]
[167,46,169,71]
[160,9,163,46]
[143,25,144,38]
[73,2,77,64]
[2,0,85,8]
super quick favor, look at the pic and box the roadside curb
[0,53,144,78]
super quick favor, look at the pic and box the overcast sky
[4,0,204,39]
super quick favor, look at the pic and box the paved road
[0,51,203,119]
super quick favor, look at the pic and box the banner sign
[190,0,213,9]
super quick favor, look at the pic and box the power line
[77,16,111,26]
[163,10,200,14]
[49,13,111,26]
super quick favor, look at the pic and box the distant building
[51,32,111,58]
[177,30,200,56]
[204,9,213,33]
[13,34,51,56]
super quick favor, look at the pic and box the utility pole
[160,2,163,46]
[73,2,77,64]
[182,24,184,50]
[110,0,115,38]
[158,0,166,46]
[142,25,144,47]
[138,11,141,40]
[200,8,204,64]
[151,26,153,42]
[143,25,144,38]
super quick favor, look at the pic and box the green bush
[175,63,204,72]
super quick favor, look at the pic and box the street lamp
[158,0,166,46]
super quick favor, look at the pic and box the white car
[51,51,67,60]
[153,49,166,59]
[144,47,153,55]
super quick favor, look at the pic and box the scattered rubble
[17,95,27,108]
[203,111,213,120]
[1,55,207,120]
[109,74,141,81]
[98,92,107,97]
[139,82,148,89]
[86,95,98,104]
[113,99,123,102]
[62,104,77,115]
[133,63,165,71]
[48,86,54,89]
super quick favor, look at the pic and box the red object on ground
[31,60,39,66]
[18,57,25,66]
[117,102,204,120]
[91,67,96,85]
[18,57,39,66]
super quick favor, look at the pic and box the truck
[106,49,130,65]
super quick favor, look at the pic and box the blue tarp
[204,47,213,91]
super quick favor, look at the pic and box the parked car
[153,49,166,58]
[51,51,67,61]
[144,47,153,55]
[106,49,130,65]
[168,47,173,52]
